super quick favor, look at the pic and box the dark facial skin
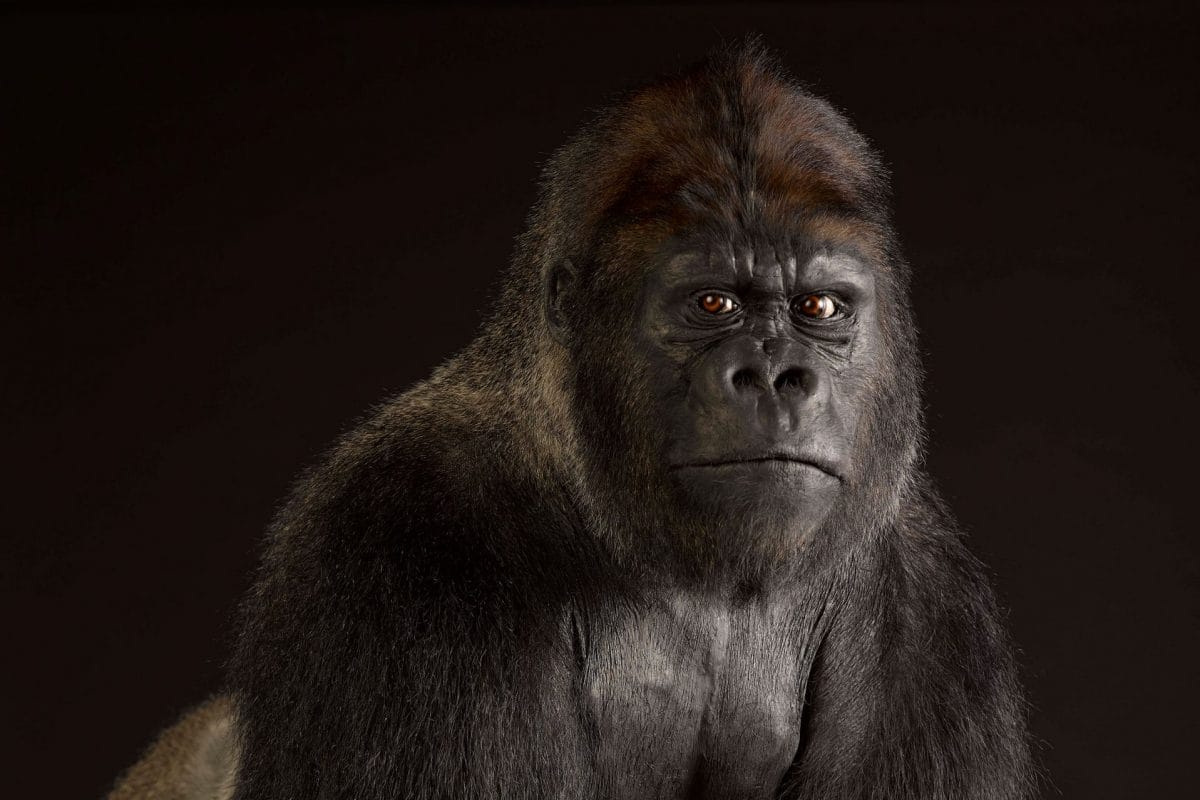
[635,239,882,538]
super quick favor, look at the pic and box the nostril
[731,368,760,391]
[774,368,808,393]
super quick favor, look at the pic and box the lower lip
[679,459,836,479]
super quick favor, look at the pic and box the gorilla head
[488,42,922,580]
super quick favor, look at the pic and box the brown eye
[794,293,838,320]
[699,293,738,315]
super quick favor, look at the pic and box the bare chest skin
[577,591,810,799]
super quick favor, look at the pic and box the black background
[3,5,1197,798]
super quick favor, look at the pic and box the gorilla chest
[579,595,806,799]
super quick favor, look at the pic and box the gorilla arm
[782,485,1032,800]
[104,419,438,800]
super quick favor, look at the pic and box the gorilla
[110,41,1034,800]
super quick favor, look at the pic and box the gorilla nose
[719,346,821,435]
[724,364,820,398]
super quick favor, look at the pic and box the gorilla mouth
[673,455,843,482]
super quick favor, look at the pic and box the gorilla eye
[793,293,839,320]
[698,293,738,315]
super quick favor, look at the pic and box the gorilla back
[114,41,1033,800]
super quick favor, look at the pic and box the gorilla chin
[669,455,842,536]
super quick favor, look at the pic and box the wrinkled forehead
[591,211,889,294]
[663,225,880,282]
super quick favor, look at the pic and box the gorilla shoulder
[275,378,571,602]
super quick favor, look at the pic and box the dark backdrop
[3,5,1197,798]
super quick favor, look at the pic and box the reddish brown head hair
[524,39,892,284]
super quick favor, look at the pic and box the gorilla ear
[545,259,579,346]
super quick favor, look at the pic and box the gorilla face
[631,236,883,540]
[554,223,887,572]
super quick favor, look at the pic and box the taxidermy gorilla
[111,42,1033,800]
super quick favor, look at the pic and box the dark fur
[227,41,1033,799]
